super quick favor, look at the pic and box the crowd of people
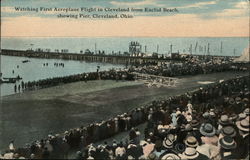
[14,69,134,92]
[16,60,249,92]
[129,59,249,77]
[2,74,249,159]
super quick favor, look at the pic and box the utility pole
[30,44,34,51]
[204,46,207,55]
[207,43,210,55]
[190,44,192,55]
[220,41,223,54]
[94,43,97,54]
[170,44,173,54]
[195,42,198,53]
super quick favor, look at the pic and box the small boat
[3,75,22,81]
[0,78,16,83]
[22,60,30,63]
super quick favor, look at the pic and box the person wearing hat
[207,109,217,127]
[147,153,157,160]
[163,137,174,150]
[162,134,182,155]
[229,113,238,124]
[176,111,187,128]
[242,97,249,104]
[184,136,198,148]
[196,141,220,159]
[140,140,155,157]
[163,109,171,125]
[180,147,209,160]
[99,146,110,160]
[127,143,143,159]
[235,97,242,104]
[234,119,249,159]
[148,132,157,144]
[178,123,193,146]
[189,120,202,145]
[200,123,218,146]
[115,142,126,159]
[218,126,236,141]
[219,136,237,160]
[218,115,232,132]
[235,97,245,113]
[187,101,193,115]
[238,113,247,121]
[202,111,210,123]
[129,128,137,142]
[171,110,178,127]
[185,112,193,123]
[151,139,165,158]
[158,128,168,140]
[160,153,181,160]
[236,119,249,133]
[243,108,249,116]
[245,116,249,122]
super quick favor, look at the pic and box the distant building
[45,49,50,52]
[61,49,69,53]
[35,48,43,52]
[84,49,93,55]
[171,51,180,59]
[152,52,158,58]
[129,41,142,57]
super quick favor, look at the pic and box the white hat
[181,147,199,159]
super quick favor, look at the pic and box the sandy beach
[0,71,248,152]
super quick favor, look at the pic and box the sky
[1,0,249,37]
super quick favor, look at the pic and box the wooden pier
[0,49,184,65]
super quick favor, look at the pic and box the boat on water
[0,78,16,83]
[2,75,23,83]
[22,60,30,63]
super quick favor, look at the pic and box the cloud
[214,1,249,18]
[235,1,249,9]
[179,1,217,9]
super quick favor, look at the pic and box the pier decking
[1,49,184,65]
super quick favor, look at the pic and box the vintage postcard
[0,0,249,159]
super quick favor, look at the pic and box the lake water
[2,37,249,56]
[0,55,124,96]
